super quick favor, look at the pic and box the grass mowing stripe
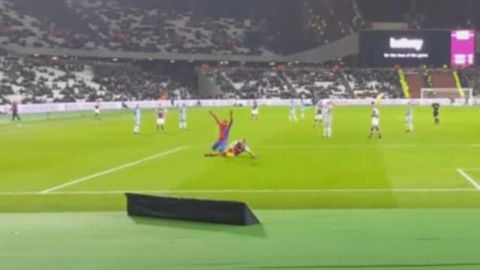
[2,106,480,210]
[457,168,480,191]
[1,188,476,196]
[39,146,189,193]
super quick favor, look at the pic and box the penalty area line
[0,188,476,196]
[39,146,189,194]
[457,168,480,191]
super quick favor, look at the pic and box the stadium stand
[343,68,403,98]
[403,70,425,99]
[303,0,357,45]
[2,47,477,104]
[459,68,480,96]
[358,0,478,30]
[203,66,407,99]
[0,53,194,104]
[1,0,478,104]
[0,0,358,55]
[430,69,456,89]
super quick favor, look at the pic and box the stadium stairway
[431,70,457,88]
[404,70,425,98]
[198,71,223,97]
[338,70,354,97]
[431,69,458,98]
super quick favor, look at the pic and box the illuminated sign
[451,30,475,67]
[389,37,424,51]
[360,30,451,67]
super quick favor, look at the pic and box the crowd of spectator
[0,0,357,55]
[303,0,358,45]
[358,0,480,30]
[284,68,347,99]
[214,68,290,98]
[0,53,193,104]
[343,68,403,99]
[208,66,351,99]
[208,67,418,100]
[459,68,480,96]
[65,0,266,55]
[2,52,478,104]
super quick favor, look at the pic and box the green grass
[2,106,480,269]
[1,210,480,270]
[1,106,480,211]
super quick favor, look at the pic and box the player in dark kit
[11,101,21,122]
[93,102,101,120]
[432,103,440,125]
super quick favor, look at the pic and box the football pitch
[1,106,480,269]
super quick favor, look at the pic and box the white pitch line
[0,188,476,196]
[257,144,480,149]
[0,127,22,135]
[39,146,189,194]
[457,168,480,191]
[461,168,480,171]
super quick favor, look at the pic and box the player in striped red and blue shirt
[204,110,233,157]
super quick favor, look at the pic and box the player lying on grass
[205,138,256,159]
[224,139,256,158]
[204,110,233,156]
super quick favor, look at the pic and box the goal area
[420,88,473,99]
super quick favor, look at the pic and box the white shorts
[94,109,100,114]
[371,118,380,127]
[252,109,259,115]
[315,114,323,120]
[157,118,165,125]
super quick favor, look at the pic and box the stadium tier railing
[0,98,477,115]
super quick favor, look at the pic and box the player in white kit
[133,104,141,134]
[179,103,187,130]
[299,98,305,119]
[288,99,298,122]
[323,101,333,138]
[251,100,259,121]
[405,103,414,133]
[369,102,382,139]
